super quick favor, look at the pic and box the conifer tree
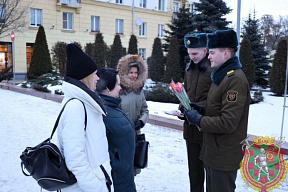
[27,25,52,79]
[84,42,94,58]
[164,36,182,83]
[128,34,138,54]
[193,0,232,33]
[269,39,287,96]
[163,0,195,77]
[109,35,123,68]
[51,41,67,76]
[93,33,107,68]
[72,42,82,50]
[239,38,255,88]
[242,12,270,88]
[150,37,165,82]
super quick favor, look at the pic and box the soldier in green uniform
[181,33,212,192]
[182,29,250,192]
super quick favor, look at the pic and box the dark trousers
[205,165,237,192]
[186,141,204,192]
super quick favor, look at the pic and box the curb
[0,82,64,103]
[1,82,287,154]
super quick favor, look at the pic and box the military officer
[182,29,250,192]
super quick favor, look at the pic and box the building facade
[0,0,199,80]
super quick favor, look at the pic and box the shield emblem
[240,136,287,191]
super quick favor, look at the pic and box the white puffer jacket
[57,81,113,192]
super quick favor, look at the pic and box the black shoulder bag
[20,98,112,192]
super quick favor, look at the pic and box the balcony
[57,0,81,13]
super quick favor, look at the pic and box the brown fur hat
[117,54,148,94]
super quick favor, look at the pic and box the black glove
[183,107,202,128]
[134,120,144,131]
[177,115,186,121]
[179,105,186,114]
[189,102,205,115]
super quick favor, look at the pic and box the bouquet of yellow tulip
[169,80,191,111]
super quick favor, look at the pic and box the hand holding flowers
[169,80,202,131]
[169,80,191,111]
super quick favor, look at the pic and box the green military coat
[183,57,213,143]
[200,56,250,171]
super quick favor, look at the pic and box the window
[68,0,79,5]
[115,19,123,34]
[173,1,180,12]
[91,16,100,32]
[139,23,146,37]
[140,0,146,8]
[0,4,5,24]
[63,12,73,30]
[158,24,164,38]
[158,0,164,11]
[61,0,80,5]
[30,8,41,27]
[139,48,146,59]
[116,0,123,4]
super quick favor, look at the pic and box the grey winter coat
[117,55,149,126]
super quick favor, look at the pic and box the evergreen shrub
[144,83,179,103]
[251,90,264,104]
[32,84,51,93]
[55,89,64,95]
[0,66,13,82]
[21,71,62,93]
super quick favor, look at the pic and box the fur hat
[184,33,207,48]
[65,43,97,80]
[117,54,148,94]
[207,29,238,49]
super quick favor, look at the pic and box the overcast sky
[223,0,288,28]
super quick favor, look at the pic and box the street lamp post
[132,0,135,35]
[236,0,241,57]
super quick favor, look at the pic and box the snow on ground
[1,88,288,192]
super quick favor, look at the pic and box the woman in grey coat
[117,54,149,132]
[117,55,149,175]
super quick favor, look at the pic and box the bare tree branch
[0,0,32,38]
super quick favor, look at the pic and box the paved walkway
[1,81,287,153]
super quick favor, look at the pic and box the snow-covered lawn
[1,88,287,191]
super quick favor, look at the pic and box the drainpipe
[132,0,135,35]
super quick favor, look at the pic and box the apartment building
[0,0,198,80]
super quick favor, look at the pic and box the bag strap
[50,98,87,140]
[100,165,112,192]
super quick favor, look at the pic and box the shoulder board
[227,70,235,77]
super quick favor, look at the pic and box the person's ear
[224,49,230,59]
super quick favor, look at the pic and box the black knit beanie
[65,43,97,80]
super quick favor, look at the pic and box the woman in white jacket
[57,43,113,192]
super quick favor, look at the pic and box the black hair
[96,68,119,93]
